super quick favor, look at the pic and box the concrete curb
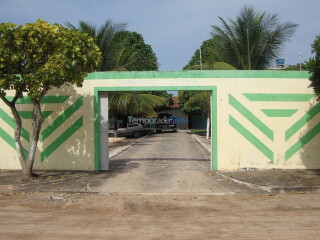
[109,135,147,159]
[189,131,211,153]
[215,171,320,193]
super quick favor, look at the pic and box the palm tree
[109,47,139,71]
[65,19,127,71]
[108,92,167,130]
[211,5,297,70]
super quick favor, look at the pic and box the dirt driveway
[94,131,252,193]
[1,191,320,240]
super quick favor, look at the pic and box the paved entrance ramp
[93,131,251,193]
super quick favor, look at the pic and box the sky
[1,0,319,71]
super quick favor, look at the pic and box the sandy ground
[1,131,319,239]
[0,191,320,240]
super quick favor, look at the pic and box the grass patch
[190,129,206,134]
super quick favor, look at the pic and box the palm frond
[109,92,166,117]
[65,19,127,71]
[209,5,297,70]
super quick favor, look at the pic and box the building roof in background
[170,97,180,109]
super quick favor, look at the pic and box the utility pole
[299,48,302,71]
[199,48,203,70]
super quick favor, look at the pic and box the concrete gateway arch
[0,70,319,171]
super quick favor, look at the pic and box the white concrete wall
[0,71,318,170]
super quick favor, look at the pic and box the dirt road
[1,191,319,239]
[2,132,319,239]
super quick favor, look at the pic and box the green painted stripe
[285,122,320,161]
[41,117,83,162]
[229,115,273,161]
[261,109,298,117]
[0,126,28,158]
[18,111,53,119]
[6,96,69,104]
[243,93,314,102]
[86,70,310,80]
[0,108,30,142]
[229,94,274,141]
[285,102,320,141]
[211,88,218,170]
[40,97,83,142]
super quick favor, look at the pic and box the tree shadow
[297,101,320,170]
[29,85,96,171]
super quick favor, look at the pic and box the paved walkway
[93,131,253,193]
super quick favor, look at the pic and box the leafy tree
[65,19,127,71]
[211,5,297,70]
[184,37,236,70]
[179,91,205,115]
[0,19,101,181]
[179,91,211,138]
[308,35,320,99]
[106,31,158,71]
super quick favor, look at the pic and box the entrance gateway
[96,86,216,171]
[0,70,319,171]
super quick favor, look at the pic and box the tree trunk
[0,88,47,182]
[18,102,44,181]
[9,104,34,181]
[25,101,44,180]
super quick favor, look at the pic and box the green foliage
[106,31,158,71]
[135,91,173,111]
[308,35,320,100]
[65,19,126,71]
[0,19,101,180]
[184,37,236,70]
[184,5,297,70]
[109,92,166,118]
[211,5,297,70]
[178,91,210,116]
[0,19,101,100]
[179,91,211,117]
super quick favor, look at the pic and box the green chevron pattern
[230,93,319,162]
[40,97,83,142]
[229,115,273,161]
[261,109,298,117]
[229,94,274,140]
[0,108,30,142]
[0,96,83,162]
[243,93,314,102]
[41,117,83,162]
